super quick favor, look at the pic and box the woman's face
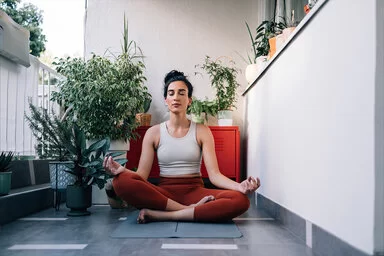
[165,81,192,113]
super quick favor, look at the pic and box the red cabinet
[126,126,240,182]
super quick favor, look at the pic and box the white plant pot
[217,110,233,126]
[283,27,296,41]
[191,113,204,124]
[245,64,258,85]
[276,34,285,51]
[256,56,268,72]
[91,139,130,204]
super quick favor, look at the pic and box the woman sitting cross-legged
[103,70,260,223]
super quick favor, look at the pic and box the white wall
[245,0,377,254]
[84,0,256,129]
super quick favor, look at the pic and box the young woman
[103,70,260,223]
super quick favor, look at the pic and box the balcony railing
[0,55,63,157]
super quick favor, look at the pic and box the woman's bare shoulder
[142,124,161,145]
[147,124,160,132]
[196,123,212,144]
[145,124,160,138]
[196,123,210,134]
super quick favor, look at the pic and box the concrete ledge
[257,193,370,256]
[0,183,53,225]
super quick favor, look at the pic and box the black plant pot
[66,185,92,216]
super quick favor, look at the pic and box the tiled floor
[0,201,315,256]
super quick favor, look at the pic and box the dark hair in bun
[163,70,193,98]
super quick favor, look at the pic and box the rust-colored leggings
[112,171,250,222]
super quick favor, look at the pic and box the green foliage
[245,22,257,64]
[0,151,14,172]
[61,124,128,189]
[25,101,72,161]
[188,97,218,121]
[143,96,152,113]
[0,0,46,57]
[51,16,150,141]
[200,56,240,111]
[25,100,127,189]
[254,19,286,57]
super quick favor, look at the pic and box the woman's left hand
[238,176,260,194]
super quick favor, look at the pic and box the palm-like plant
[25,101,71,161]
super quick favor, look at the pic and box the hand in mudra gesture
[103,156,125,176]
[238,176,260,194]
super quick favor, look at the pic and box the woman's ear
[188,97,192,106]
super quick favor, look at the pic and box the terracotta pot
[268,36,277,59]
[136,113,151,126]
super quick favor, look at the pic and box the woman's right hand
[103,156,125,176]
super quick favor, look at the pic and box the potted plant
[135,95,152,126]
[188,97,218,124]
[255,19,286,59]
[200,56,240,126]
[61,124,127,216]
[282,10,298,42]
[25,101,75,192]
[243,21,267,84]
[51,15,150,144]
[0,151,14,195]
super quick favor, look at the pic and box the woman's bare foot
[137,209,151,224]
[137,207,195,224]
[189,195,215,207]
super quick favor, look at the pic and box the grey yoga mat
[111,210,242,238]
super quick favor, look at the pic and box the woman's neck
[167,114,190,129]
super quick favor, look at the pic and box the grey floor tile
[0,203,314,256]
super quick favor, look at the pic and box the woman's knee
[230,191,250,213]
[112,171,142,196]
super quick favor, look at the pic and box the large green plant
[51,16,150,141]
[200,56,240,111]
[0,152,14,173]
[62,124,126,189]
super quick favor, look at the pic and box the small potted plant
[255,19,286,59]
[243,21,268,84]
[0,151,14,195]
[135,94,152,126]
[200,56,240,126]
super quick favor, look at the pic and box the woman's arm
[197,124,260,194]
[135,125,159,180]
[103,125,159,180]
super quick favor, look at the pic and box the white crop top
[157,121,202,176]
